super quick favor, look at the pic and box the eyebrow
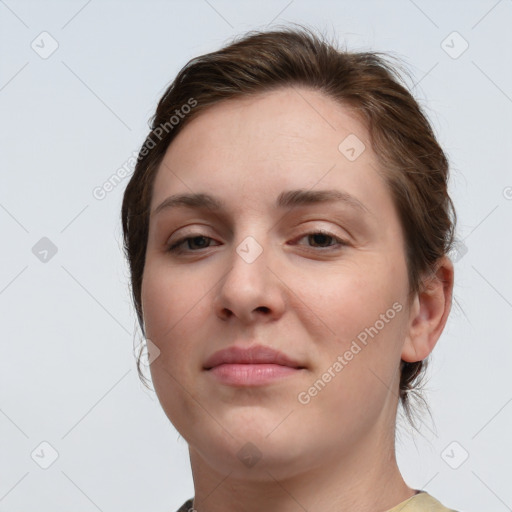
[152,189,372,217]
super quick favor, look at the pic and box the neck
[187,426,414,512]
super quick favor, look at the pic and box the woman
[121,26,459,512]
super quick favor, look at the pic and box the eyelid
[166,228,349,254]
[166,232,218,252]
[165,223,215,246]
[291,229,349,250]
[284,216,356,246]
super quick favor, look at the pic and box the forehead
[161,87,369,163]
[150,87,387,215]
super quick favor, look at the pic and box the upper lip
[203,344,304,370]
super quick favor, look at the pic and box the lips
[203,344,304,370]
[203,344,306,387]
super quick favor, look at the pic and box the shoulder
[175,493,461,512]
[174,498,195,512]
[387,491,461,512]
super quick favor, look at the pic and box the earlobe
[401,256,454,363]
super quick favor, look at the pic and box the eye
[294,230,348,250]
[166,234,219,253]
[166,230,348,255]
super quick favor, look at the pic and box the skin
[140,87,454,512]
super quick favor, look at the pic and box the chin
[190,433,310,481]
[187,414,313,480]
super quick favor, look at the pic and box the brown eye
[307,233,336,247]
[295,230,348,250]
[167,234,218,253]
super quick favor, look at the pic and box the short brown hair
[121,25,456,426]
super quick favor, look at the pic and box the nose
[212,235,286,324]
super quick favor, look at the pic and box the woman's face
[141,87,415,479]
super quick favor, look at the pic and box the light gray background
[1,1,511,511]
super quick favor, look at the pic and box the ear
[401,256,455,363]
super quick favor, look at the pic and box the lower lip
[207,364,301,386]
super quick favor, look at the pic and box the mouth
[204,344,306,387]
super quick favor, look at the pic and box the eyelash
[166,230,348,254]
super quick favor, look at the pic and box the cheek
[303,256,408,395]
[308,256,406,335]
[141,263,211,342]
[300,296,407,436]
[141,264,215,401]
[142,265,212,433]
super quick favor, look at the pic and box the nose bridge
[228,229,270,294]
[229,213,271,273]
[213,224,284,322]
